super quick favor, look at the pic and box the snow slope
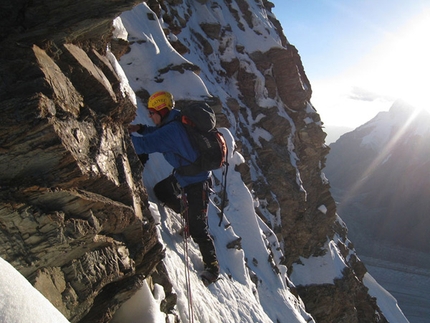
[0,257,70,323]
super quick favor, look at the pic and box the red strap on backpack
[181,115,196,127]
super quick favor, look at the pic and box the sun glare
[351,11,430,114]
[336,11,430,202]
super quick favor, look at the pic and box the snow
[318,204,328,214]
[290,240,347,286]
[114,6,211,101]
[0,257,70,323]
[179,0,284,55]
[0,1,411,323]
[359,101,430,150]
[111,280,167,323]
[363,273,409,323]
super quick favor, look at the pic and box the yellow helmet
[148,91,175,111]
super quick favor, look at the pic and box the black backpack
[175,102,227,176]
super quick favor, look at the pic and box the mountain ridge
[325,99,430,251]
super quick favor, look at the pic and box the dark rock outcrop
[0,1,165,322]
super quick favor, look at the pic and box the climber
[128,91,219,285]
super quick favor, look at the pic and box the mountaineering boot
[197,240,219,286]
[200,260,219,286]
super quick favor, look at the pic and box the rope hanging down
[181,191,195,323]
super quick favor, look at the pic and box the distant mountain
[324,125,353,144]
[325,100,430,253]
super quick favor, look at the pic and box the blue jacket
[131,109,210,187]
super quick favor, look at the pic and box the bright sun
[351,10,430,113]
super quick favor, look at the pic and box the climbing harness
[180,190,194,323]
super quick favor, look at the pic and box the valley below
[362,253,430,323]
[341,213,430,323]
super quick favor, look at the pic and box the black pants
[154,175,218,269]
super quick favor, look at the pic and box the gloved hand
[128,124,146,134]
[138,153,149,166]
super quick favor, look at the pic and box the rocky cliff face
[0,1,164,322]
[1,0,387,322]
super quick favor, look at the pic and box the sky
[270,0,430,130]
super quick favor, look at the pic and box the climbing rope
[180,191,194,323]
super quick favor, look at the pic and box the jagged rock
[200,23,222,40]
[151,262,178,316]
[231,44,334,266]
[110,38,131,60]
[169,38,190,55]
[193,30,214,55]
[226,237,242,250]
[297,269,388,323]
[0,1,165,322]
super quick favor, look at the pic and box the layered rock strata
[0,1,165,322]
